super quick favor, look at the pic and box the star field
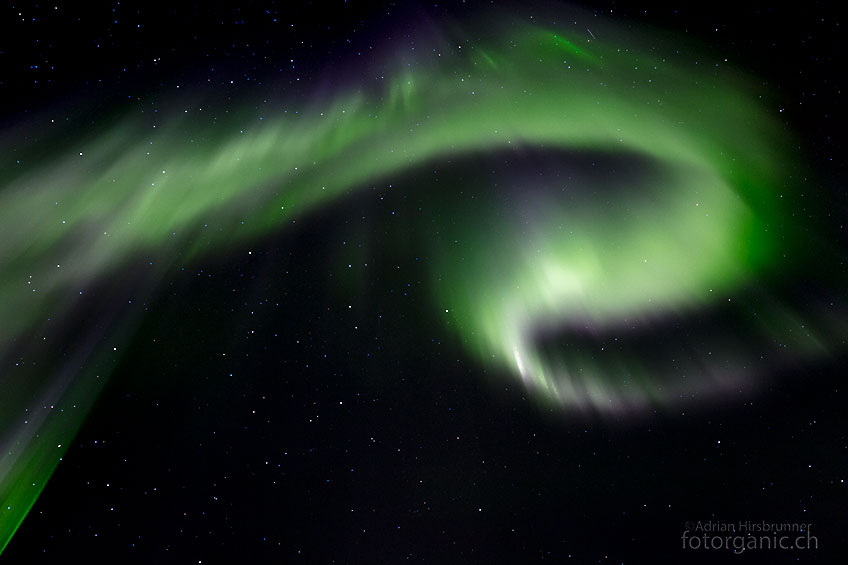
[0,1,846,563]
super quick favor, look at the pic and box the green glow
[552,34,583,56]
[0,13,840,553]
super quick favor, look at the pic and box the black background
[2,1,845,563]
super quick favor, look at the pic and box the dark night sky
[1,1,845,563]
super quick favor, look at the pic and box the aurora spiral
[0,7,842,554]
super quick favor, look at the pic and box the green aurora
[0,13,843,553]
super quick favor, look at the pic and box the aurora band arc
[0,16,837,553]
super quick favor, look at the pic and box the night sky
[1,1,846,563]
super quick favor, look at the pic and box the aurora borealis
[1,2,845,561]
